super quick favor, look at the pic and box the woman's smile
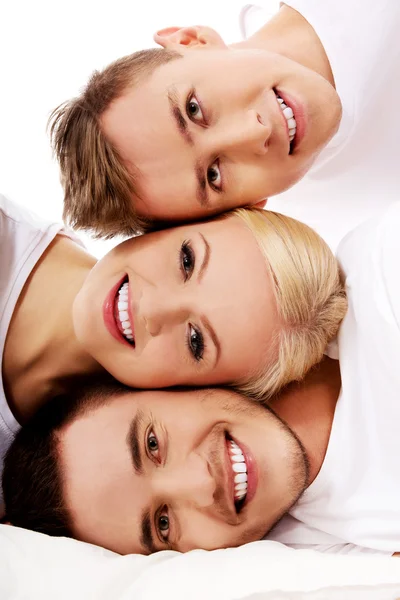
[115,280,135,346]
[103,275,135,349]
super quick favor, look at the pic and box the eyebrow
[198,234,221,365]
[167,86,210,208]
[140,509,158,555]
[126,412,159,554]
[126,410,145,475]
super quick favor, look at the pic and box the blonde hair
[231,208,347,401]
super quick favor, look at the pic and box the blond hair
[48,48,181,239]
[231,208,347,401]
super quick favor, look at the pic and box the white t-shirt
[0,194,81,510]
[241,0,400,250]
[264,202,400,556]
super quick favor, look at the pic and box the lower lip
[103,275,132,348]
[233,437,258,508]
[277,90,306,152]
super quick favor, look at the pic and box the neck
[3,235,103,423]
[270,357,341,484]
[234,4,335,87]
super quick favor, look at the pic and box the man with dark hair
[3,353,400,557]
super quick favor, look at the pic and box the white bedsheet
[1,525,400,600]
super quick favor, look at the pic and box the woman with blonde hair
[0,193,346,483]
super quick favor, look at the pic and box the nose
[141,287,190,337]
[214,109,271,156]
[155,453,216,509]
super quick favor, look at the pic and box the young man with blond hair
[50,0,400,240]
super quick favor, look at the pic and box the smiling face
[73,213,278,389]
[102,45,341,221]
[60,388,308,554]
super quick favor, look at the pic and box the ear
[153,26,226,51]
[253,198,268,209]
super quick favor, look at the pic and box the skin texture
[102,15,341,221]
[73,213,278,389]
[3,212,277,423]
[61,387,308,554]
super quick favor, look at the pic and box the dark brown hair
[2,380,129,537]
[49,48,181,239]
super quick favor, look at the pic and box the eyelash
[156,506,170,543]
[178,240,205,362]
[187,324,205,362]
[179,240,195,283]
[146,428,161,464]
[185,91,223,193]
[146,429,170,544]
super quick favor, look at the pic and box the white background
[0,0,277,256]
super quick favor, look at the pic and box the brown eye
[207,161,222,190]
[157,509,170,541]
[186,95,204,122]
[147,429,160,461]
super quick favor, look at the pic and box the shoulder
[338,203,400,328]
[338,202,400,269]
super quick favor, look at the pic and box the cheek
[178,513,237,552]
[134,238,179,282]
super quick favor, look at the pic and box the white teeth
[118,283,129,301]
[230,447,242,455]
[116,282,134,345]
[276,93,297,144]
[228,438,248,505]
[232,462,246,473]
[231,454,245,463]
[283,106,294,119]
[235,482,247,491]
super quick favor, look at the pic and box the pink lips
[103,276,134,348]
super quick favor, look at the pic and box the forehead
[61,387,242,444]
[102,61,198,217]
[101,50,254,220]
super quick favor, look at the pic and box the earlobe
[153,26,226,51]
[253,199,268,209]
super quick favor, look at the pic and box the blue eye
[180,241,195,282]
[188,324,204,362]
